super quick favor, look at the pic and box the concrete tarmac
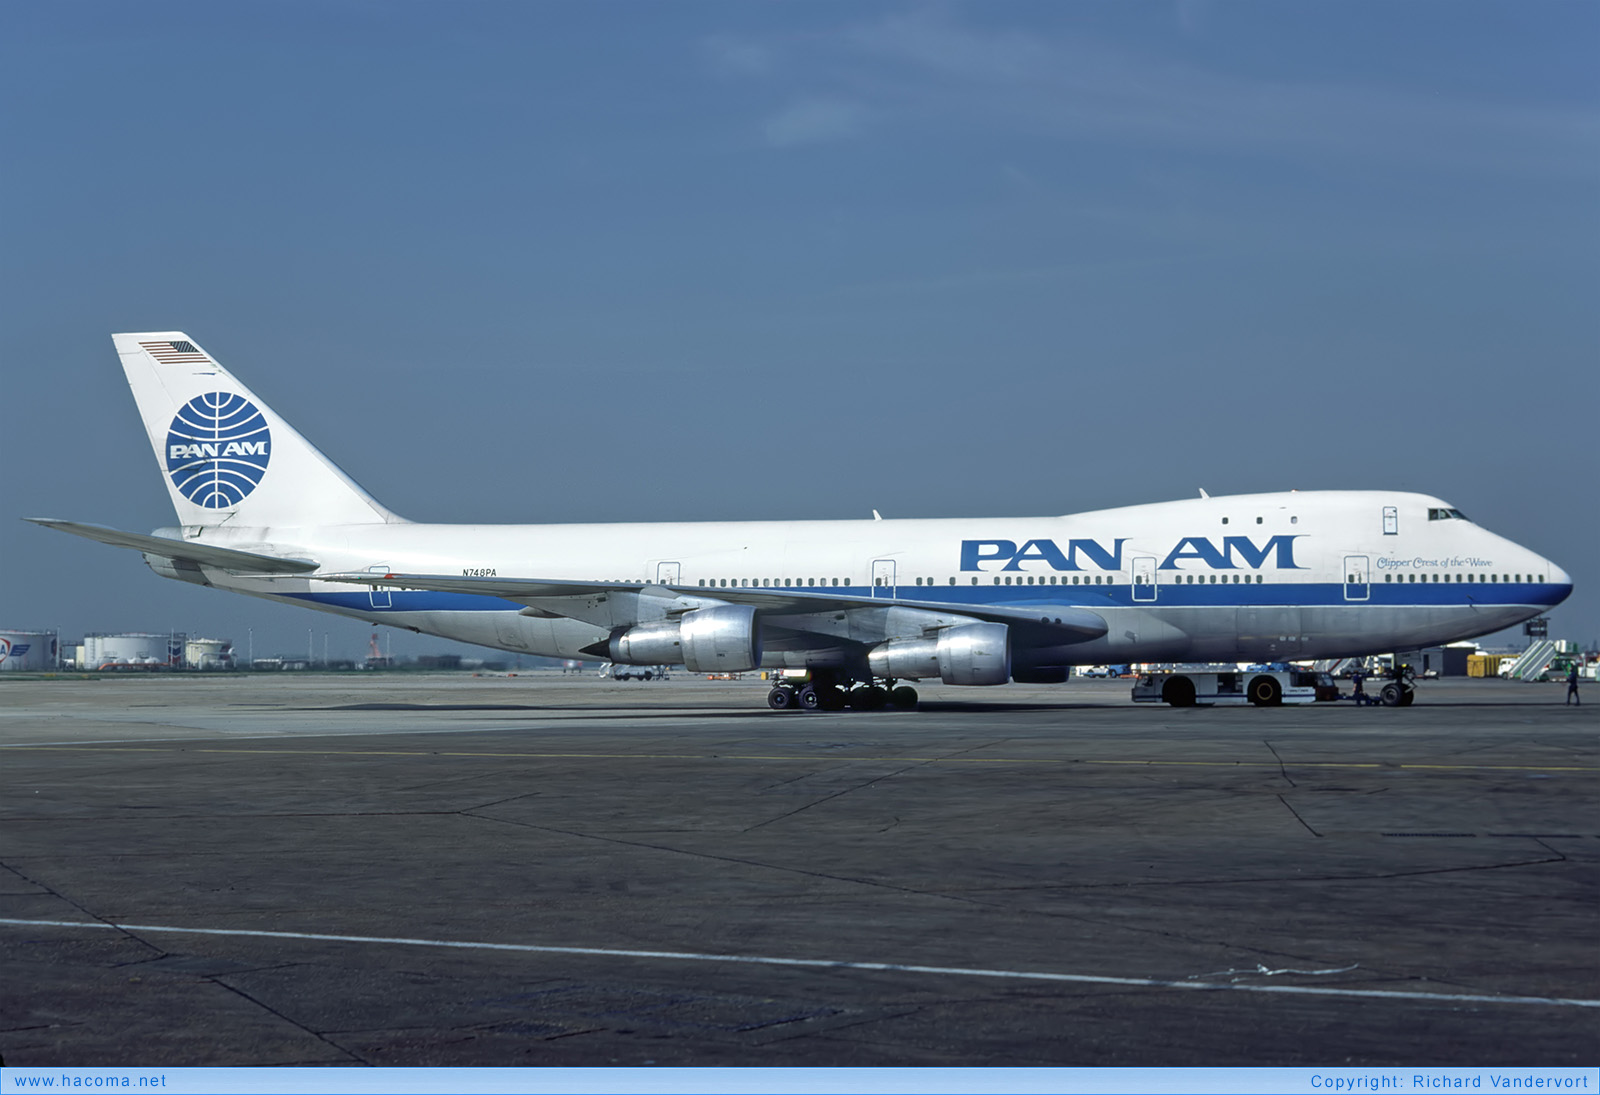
[1,672,1595,1066]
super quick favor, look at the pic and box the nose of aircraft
[1547,557,1574,601]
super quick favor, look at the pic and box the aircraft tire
[1398,686,1415,707]
[818,686,848,712]
[1249,675,1283,707]
[1380,682,1402,706]
[798,685,822,711]
[890,686,919,710]
[1162,676,1197,707]
[768,687,797,711]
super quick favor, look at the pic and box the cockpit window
[1428,507,1469,521]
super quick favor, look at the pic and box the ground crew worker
[1568,663,1581,706]
[1351,671,1369,705]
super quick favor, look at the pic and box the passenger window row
[688,574,1140,589]
[673,572,1546,589]
[697,577,850,588]
[994,574,1113,586]
[1383,573,1543,584]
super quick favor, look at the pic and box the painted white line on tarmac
[2,917,1594,1009]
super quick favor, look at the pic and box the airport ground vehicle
[603,664,667,681]
[1132,667,1340,706]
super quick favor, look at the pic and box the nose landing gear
[1379,664,1418,706]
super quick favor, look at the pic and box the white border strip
[2,918,1593,1009]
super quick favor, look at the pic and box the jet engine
[608,604,761,673]
[867,622,1011,686]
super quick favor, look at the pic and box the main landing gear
[767,669,919,713]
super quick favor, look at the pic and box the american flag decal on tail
[140,340,210,365]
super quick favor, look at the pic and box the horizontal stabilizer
[26,518,320,574]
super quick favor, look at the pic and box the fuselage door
[656,561,681,586]
[1383,506,1399,536]
[872,558,896,598]
[1343,555,1370,602]
[1132,556,1157,602]
[367,565,392,609]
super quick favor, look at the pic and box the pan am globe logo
[165,393,272,509]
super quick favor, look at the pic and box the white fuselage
[171,489,1570,670]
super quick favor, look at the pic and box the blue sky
[2,1,1596,662]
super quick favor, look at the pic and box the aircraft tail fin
[114,332,402,528]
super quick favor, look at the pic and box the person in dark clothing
[1351,671,1369,705]
[1568,663,1581,705]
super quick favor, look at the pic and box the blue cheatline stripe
[0,918,1593,1009]
[285,582,1568,615]
[285,590,526,613]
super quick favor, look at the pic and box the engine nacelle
[680,603,761,673]
[609,604,761,673]
[868,622,1011,686]
[609,619,682,665]
[868,637,940,680]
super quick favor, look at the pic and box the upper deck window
[1428,507,1469,521]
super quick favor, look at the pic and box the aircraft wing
[696,586,1109,638]
[26,518,321,574]
[318,571,1109,642]
[317,572,651,600]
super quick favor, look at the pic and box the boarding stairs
[1312,658,1358,676]
[1505,640,1559,682]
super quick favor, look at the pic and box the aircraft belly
[434,611,605,658]
[1304,604,1528,657]
[1032,608,1193,664]
[290,607,607,661]
[1021,601,1530,667]
[1286,605,1533,661]
[763,649,854,669]
[223,586,1545,672]
[1236,605,1305,659]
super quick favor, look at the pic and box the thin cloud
[732,9,1598,175]
[703,33,773,77]
[763,96,870,147]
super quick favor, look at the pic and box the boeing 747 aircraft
[29,332,1573,710]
